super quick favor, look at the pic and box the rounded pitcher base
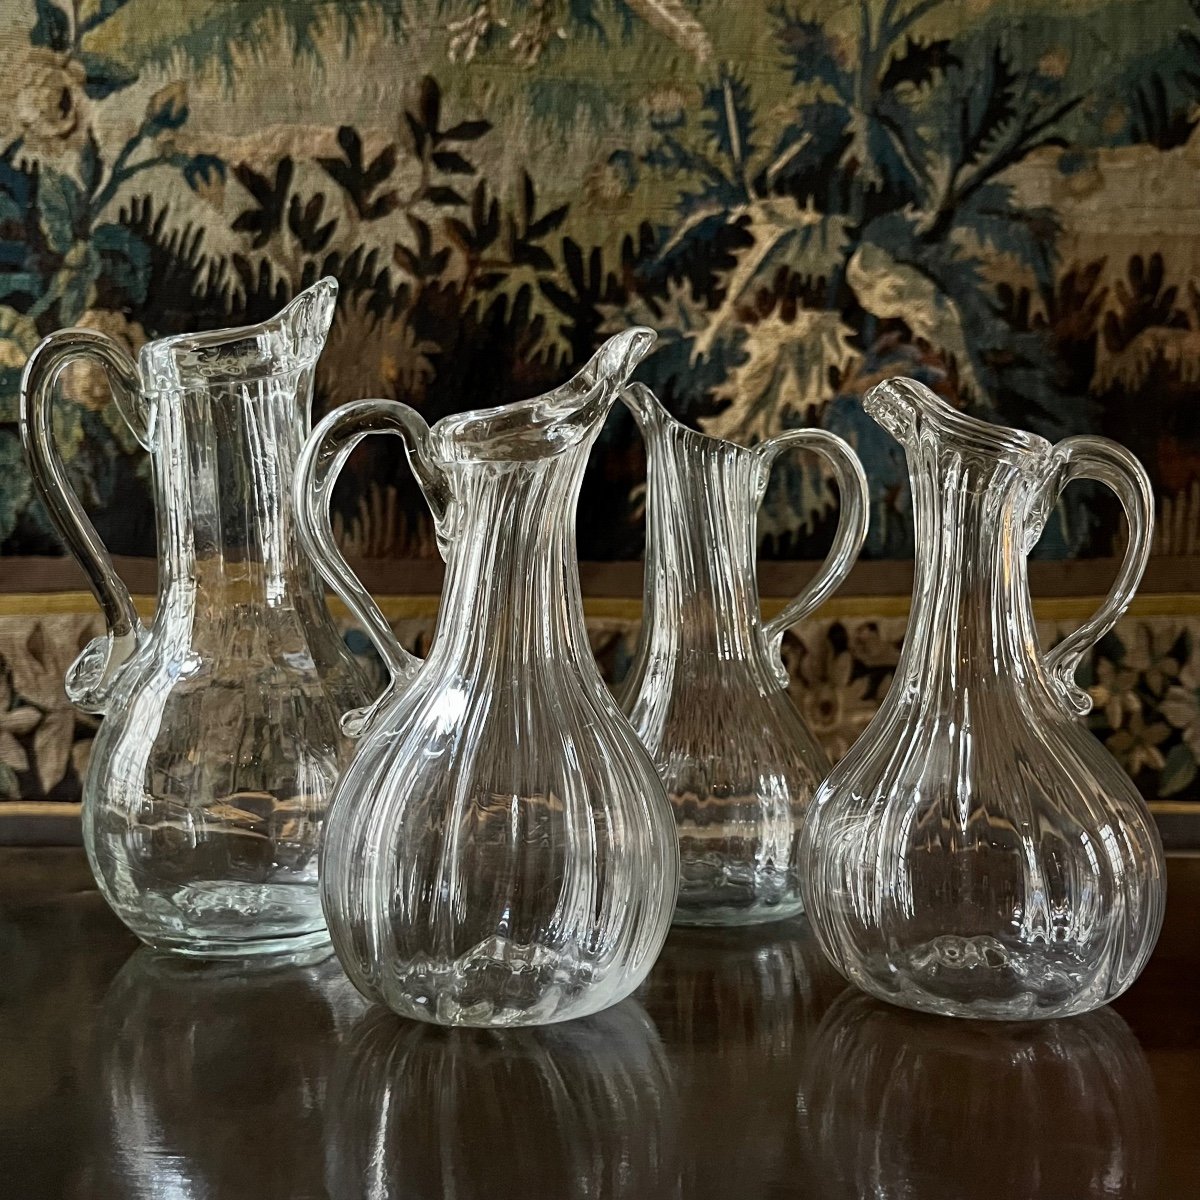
[106,878,330,961]
[352,936,647,1028]
[138,927,333,964]
[847,937,1116,1021]
[673,894,805,927]
[673,855,803,927]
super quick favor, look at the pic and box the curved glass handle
[294,398,450,738]
[19,330,148,714]
[757,429,870,661]
[1041,435,1154,717]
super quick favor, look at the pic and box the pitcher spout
[572,327,656,396]
[274,276,338,362]
[538,326,656,437]
[140,277,338,394]
[433,327,655,462]
[865,376,1049,466]
[621,381,673,438]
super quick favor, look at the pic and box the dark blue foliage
[700,72,756,186]
[79,53,138,99]
[770,7,850,94]
[30,0,70,51]
[182,154,226,193]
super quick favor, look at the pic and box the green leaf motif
[79,52,139,100]
[54,243,101,324]
[30,0,70,51]
[37,172,85,255]
[143,84,189,135]
[0,762,20,800]
[1159,743,1198,797]
[80,0,134,35]
[182,154,225,192]
[0,429,31,544]
[92,223,151,303]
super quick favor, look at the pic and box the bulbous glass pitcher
[799,377,1166,1020]
[294,329,679,1027]
[19,279,369,958]
[619,384,869,926]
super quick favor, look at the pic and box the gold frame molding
[2,590,1200,622]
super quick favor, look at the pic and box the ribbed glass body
[299,330,679,1026]
[799,377,1166,1019]
[619,384,867,925]
[21,280,368,957]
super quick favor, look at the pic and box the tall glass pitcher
[294,329,679,1026]
[799,377,1166,1019]
[619,384,868,926]
[19,279,368,958]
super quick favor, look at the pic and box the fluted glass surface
[619,384,867,925]
[799,377,1166,1019]
[805,994,1159,1198]
[19,280,368,957]
[327,1001,676,1198]
[295,329,679,1026]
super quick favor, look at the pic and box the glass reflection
[640,919,845,1200]
[326,1000,678,1199]
[80,947,365,1199]
[804,993,1160,1200]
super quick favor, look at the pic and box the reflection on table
[0,849,1187,1200]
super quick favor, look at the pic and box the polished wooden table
[2,848,1198,1199]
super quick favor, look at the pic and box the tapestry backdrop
[0,0,1198,811]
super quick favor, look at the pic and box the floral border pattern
[2,609,1198,805]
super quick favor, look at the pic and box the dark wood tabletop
[2,847,1198,1199]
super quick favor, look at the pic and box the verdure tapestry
[0,0,1199,814]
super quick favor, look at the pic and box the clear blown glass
[619,384,868,925]
[19,279,369,957]
[327,1001,677,1198]
[90,949,365,1198]
[805,994,1159,1199]
[294,329,680,1026]
[799,377,1166,1019]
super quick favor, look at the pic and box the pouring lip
[864,376,1052,465]
[622,382,762,456]
[430,327,656,463]
[137,276,338,394]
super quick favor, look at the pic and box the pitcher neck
[896,441,1040,692]
[431,452,593,671]
[639,423,766,661]
[153,366,324,610]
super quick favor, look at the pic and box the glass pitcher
[619,384,869,925]
[799,377,1166,1019]
[294,328,680,1027]
[19,278,369,958]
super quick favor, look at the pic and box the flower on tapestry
[0,616,98,797]
[788,631,880,762]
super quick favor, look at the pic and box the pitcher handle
[19,330,149,714]
[295,398,449,738]
[758,429,870,665]
[1040,435,1154,718]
